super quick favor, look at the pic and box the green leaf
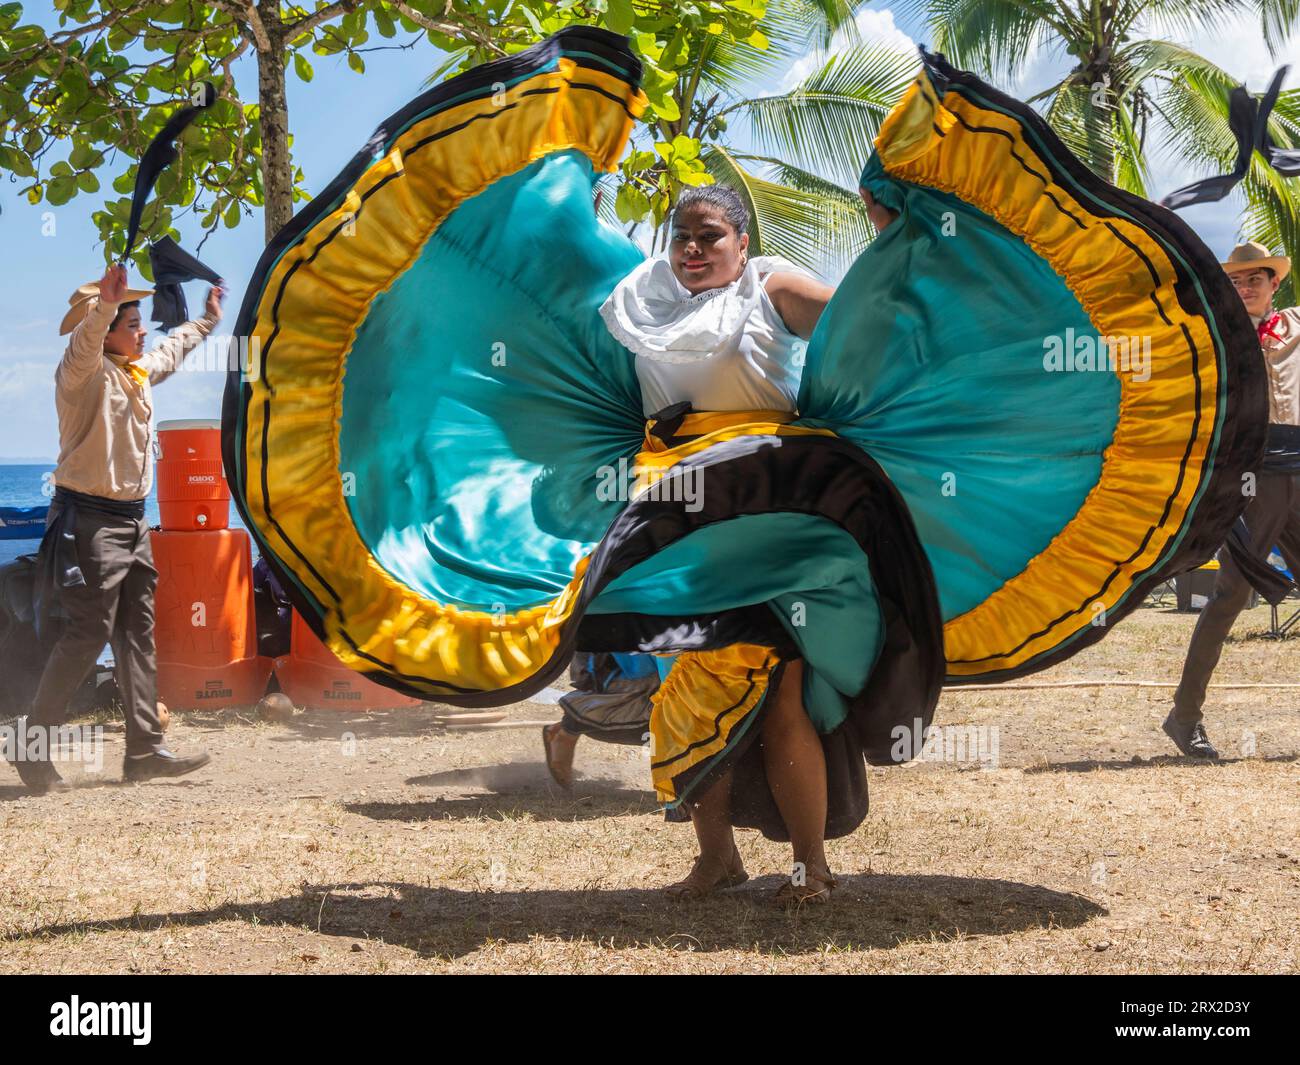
[0,146,34,178]
[49,159,73,178]
[69,142,99,168]
[660,27,688,69]
[223,201,240,228]
[294,52,313,83]
[604,0,634,34]
[76,170,99,192]
[518,4,544,35]
[626,149,656,171]
[651,94,680,122]
[633,31,663,62]
[348,52,365,74]
[615,182,651,223]
[374,7,396,38]
[46,175,76,205]
[671,134,699,160]
[676,169,712,187]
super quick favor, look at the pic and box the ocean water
[0,464,248,568]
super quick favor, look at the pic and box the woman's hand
[860,189,898,232]
[97,263,129,304]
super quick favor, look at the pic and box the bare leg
[761,661,833,900]
[664,769,747,898]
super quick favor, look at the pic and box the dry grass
[1,601,1297,974]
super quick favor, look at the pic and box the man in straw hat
[1166,241,1300,759]
[5,263,223,794]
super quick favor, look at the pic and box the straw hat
[59,280,154,336]
[1221,241,1291,284]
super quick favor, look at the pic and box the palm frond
[1121,0,1254,41]
[734,43,919,187]
[1241,161,1300,307]
[690,0,867,98]
[1258,0,1300,56]
[732,150,876,270]
[894,0,1061,80]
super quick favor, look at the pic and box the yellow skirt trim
[876,76,1223,676]
[649,643,780,806]
[239,60,645,695]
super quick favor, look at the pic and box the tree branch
[286,0,361,39]
[391,1,507,56]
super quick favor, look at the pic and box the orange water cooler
[274,611,422,710]
[151,420,272,709]
[155,418,230,530]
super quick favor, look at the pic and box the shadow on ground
[1025,753,1298,774]
[12,875,1106,958]
[342,762,657,822]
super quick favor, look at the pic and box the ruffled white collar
[599,254,807,364]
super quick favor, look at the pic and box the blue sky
[1,3,1296,462]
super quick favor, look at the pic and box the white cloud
[1165,12,1300,92]
[778,8,918,93]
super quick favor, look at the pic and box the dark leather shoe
[11,758,69,796]
[123,748,211,783]
[1162,711,1220,759]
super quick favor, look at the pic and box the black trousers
[29,501,164,758]
[1173,473,1300,724]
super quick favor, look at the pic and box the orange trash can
[274,611,422,710]
[151,527,272,709]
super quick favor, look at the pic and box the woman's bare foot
[542,721,577,790]
[773,862,837,908]
[664,848,749,900]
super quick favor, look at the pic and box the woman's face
[670,202,749,294]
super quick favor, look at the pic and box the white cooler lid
[157,419,221,432]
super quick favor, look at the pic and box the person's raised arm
[140,284,225,386]
[58,264,124,390]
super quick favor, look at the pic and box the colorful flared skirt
[223,28,1265,839]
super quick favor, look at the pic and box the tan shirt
[54,297,218,501]
[1257,306,1300,426]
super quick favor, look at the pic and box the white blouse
[599,254,811,416]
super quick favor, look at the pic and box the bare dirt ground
[2,601,1297,974]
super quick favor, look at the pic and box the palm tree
[898,0,1300,304]
[600,0,920,276]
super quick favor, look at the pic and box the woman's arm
[764,271,836,340]
[766,193,898,338]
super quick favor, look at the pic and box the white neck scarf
[599,254,808,365]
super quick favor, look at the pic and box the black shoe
[1162,711,1220,759]
[123,749,211,783]
[11,758,69,796]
